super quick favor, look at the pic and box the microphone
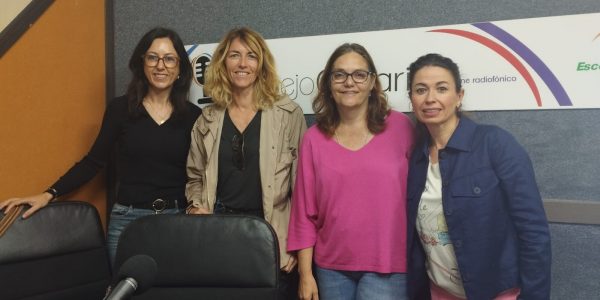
[105,254,158,300]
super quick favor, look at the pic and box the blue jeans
[316,266,407,300]
[106,203,182,269]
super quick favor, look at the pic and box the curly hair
[313,43,390,137]
[204,27,281,109]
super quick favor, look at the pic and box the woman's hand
[281,253,298,273]
[297,247,319,300]
[0,192,54,219]
[185,206,211,214]
[298,271,319,300]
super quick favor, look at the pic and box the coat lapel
[259,106,279,220]
[200,106,224,166]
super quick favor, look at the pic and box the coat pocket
[275,146,297,174]
[450,168,499,198]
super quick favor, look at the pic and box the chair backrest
[0,201,111,300]
[113,214,280,300]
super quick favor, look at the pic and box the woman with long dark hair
[1,27,201,265]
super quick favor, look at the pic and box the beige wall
[0,0,107,227]
[0,0,32,31]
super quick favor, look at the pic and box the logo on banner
[191,53,213,105]
[431,22,573,107]
[576,33,600,72]
[186,13,599,111]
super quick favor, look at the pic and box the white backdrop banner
[186,13,600,113]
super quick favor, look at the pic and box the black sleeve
[50,97,127,196]
[187,102,202,126]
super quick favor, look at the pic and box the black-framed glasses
[331,70,373,83]
[143,54,180,68]
[232,133,245,170]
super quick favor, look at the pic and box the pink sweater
[288,111,414,273]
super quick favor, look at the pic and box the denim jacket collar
[445,117,477,152]
[415,117,477,162]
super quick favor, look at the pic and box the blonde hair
[204,27,281,109]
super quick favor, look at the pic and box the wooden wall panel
[0,0,107,227]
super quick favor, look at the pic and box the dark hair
[313,43,390,137]
[407,53,462,96]
[407,53,463,145]
[126,27,192,118]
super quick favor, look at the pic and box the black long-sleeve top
[51,96,201,207]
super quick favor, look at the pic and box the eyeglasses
[143,54,180,68]
[232,133,245,170]
[331,70,373,83]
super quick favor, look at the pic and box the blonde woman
[186,27,306,299]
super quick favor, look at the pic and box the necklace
[144,98,172,125]
[334,129,371,150]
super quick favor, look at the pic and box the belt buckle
[152,198,166,214]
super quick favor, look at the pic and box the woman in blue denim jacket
[405,54,551,300]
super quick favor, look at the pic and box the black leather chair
[113,214,280,300]
[0,201,111,300]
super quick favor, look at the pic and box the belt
[129,198,177,213]
[215,201,263,217]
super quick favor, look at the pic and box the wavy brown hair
[313,43,390,137]
[203,27,281,109]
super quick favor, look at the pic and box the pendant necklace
[144,99,171,125]
[334,129,370,149]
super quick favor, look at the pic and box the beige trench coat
[186,95,307,267]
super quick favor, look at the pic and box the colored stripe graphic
[186,44,199,55]
[473,22,573,106]
[429,29,542,107]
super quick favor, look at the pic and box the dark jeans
[107,203,182,268]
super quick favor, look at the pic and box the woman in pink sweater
[288,43,414,300]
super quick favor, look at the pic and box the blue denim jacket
[407,117,551,300]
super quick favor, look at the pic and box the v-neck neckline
[144,106,170,126]
[226,109,261,135]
